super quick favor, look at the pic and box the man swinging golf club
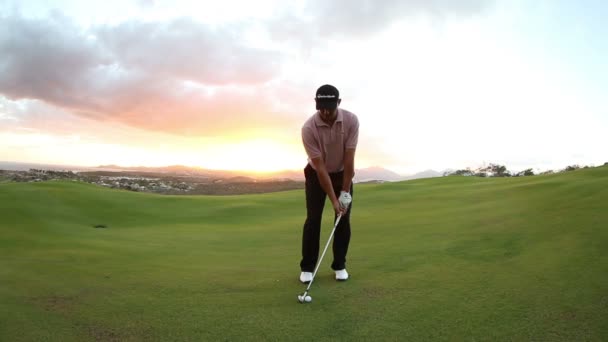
[299,84,359,284]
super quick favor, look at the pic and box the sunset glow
[1,1,607,175]
[198,139,305,172]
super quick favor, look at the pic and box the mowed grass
[1,166,608,341]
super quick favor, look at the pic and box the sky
[0,0,606,175]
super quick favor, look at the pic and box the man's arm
[342,148,356,192]
[342,113,359,192]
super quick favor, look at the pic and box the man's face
[319,107,338,123]
[317,99,341,124]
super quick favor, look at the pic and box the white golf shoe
[335,269,349,281]
[299,272,313,284]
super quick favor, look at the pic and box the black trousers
[300,163,353,272]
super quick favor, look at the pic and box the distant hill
[1,161,440,183]
[401,169,442,180]
[353,167,442,182]
[0,161,99,172]
[94,165,414,182]
[96,164,242,177]
[353,166,403,182]
[268,166,418,182]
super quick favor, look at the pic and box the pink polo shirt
[301,108,359,173]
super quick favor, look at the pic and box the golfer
[299,84,359,283]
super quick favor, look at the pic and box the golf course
[1,165,607,341]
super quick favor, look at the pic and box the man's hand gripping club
[339,191,352,211]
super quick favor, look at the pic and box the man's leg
[330,172,353,271]
[300,164,327,272]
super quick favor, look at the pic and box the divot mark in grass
[93,224,108,229]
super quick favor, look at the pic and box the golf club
[298,213,342,304]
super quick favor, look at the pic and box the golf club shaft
[305,214,342,292]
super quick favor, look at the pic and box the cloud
[268,0,494,43]
[0,97,101,137]
[308,0,492,33]
[0,2,494,139]
[136,0,157,9]
[95,18,282,85]
[0,13,299,137]
[0,13,108,108]
[89,82,304,136]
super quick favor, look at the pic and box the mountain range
[1,161,442,182]
[93,164,442,182]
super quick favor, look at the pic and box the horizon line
[0,160,420,176]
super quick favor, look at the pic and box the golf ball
[305,295,312,302]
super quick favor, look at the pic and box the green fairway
[1,166,608,341]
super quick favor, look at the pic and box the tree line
[443,162,608,177]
